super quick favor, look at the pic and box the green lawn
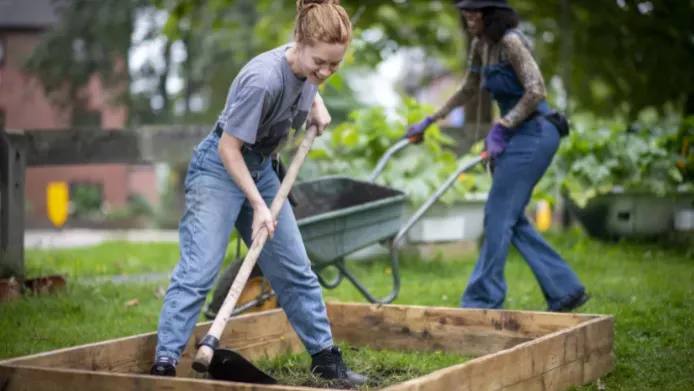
[23,241,182,279]
[22,240,245,279]
[1,229,693,390]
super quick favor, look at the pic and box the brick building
[0,0,158,227]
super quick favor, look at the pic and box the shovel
[191,125,319,383]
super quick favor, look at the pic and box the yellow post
[46,181,69,229]
[536,199,552,232]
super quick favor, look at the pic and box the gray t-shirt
[217,43,318,155]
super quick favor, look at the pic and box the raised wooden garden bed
[0,302,614,390]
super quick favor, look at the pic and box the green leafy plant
[295,96,492,207]
[543,115,694,208]
[69,183,103,218]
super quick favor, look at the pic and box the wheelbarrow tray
[291,175,407,264]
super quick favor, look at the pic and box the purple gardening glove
[405,116,435,143]
[485,122,508,158]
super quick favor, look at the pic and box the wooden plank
[378,315,614,391]
[325,303,597,357]
[0,365,318,391]
[0,308,302,377]
[138,124,212,163]
[20,128,145,166]
[582,314,615,384]
[0,129,26,280]
[19,125,213,167]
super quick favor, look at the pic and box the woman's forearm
[431,38,483,121]
[431,70,481,120]
[218,133,266,208]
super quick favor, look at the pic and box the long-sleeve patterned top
[432,32,547,129]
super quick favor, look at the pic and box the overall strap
[474,41,489,147]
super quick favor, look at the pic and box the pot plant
[544,115,694,241]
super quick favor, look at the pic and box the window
[71,107,102,128]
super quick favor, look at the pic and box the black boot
[149,357,177,377]
[310,345,368,388]
[551,292,591,312]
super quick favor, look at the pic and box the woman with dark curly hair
[407,0,590,312]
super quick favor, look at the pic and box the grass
[255,342,472,390]
[23,241,182,279]
[1,228,693,390]
[23,239,244,280]
[0,283,166,358]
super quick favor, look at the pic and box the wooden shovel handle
[192,125,318,373]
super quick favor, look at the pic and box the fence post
[0,129,26,281]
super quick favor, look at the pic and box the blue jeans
[154,131,334,362]
[461,117,585,311]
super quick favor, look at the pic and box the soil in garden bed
[253,342,472,390]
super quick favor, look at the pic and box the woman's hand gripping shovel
[191,125,320,384]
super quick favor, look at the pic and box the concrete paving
[24,229,179,250]
[23,228,388,261]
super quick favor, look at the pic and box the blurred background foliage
[21,0,694,218]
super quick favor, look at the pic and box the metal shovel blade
[207,348,278,384]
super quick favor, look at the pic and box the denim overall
[460,32,586,311]
[153,129,334,362]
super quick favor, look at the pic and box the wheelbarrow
[203,138,486,319]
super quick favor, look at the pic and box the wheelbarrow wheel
[203,257,279,321]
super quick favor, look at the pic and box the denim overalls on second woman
[460,31,586,311]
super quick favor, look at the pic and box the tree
[26,0,694,127]
[22,0,141,122]
[513,0,694,120]
[152,0,465,124]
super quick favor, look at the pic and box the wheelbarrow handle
[367,137,491,184]
[192,125,319,374]
[367,138,413,183]
[392,153,486,249]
